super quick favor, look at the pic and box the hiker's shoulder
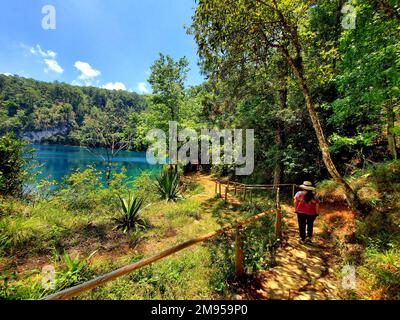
[295,191,305,198]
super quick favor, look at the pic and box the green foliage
[72,101,135,183]
[165,200,202,221]
[148,53,189,122]
[324,0,400,161]
[0,270,43,300]
[316,179,343,197]
[81,248,216,300]
[132,170,159,201]
[58,166,102,211]
[370,160,400,187]
[52,251,95,292]
[0,202,90,256]
[155,170,182,202]
[56,166,130,211]
[113,194,147,233]
[359,247,400,299]
[182,180,205,197]
[0,74,147,144]
[190,0,400,185]
[134,55,206,150]
[127,257,194,299]
[241,205,280,271]
[206,234,235,293]
[0,133,28,196]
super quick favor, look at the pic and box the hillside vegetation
[0,75,147,144]
[317,160,400,299]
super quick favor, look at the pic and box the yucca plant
[113,193,146,233]
[155,170,182,202]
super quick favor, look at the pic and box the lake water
[29,144,161,184]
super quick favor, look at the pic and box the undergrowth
[317,160,400,300]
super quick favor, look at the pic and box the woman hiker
[294,181,320,244]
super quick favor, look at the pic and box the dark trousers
[296,213,317,241]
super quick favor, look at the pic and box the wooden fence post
[234,182,237,195]
[243,187,247,201]
[235,227,245,278]
[224,182,229,203]
[219,181,222,196]
[292,184,295,199]
[215,181,217,194]
[275,187,282,238]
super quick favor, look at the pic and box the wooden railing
[42,209,279,300]
[213,179,298,203]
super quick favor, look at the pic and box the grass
[0,202,93,256]
[80,247,220,300]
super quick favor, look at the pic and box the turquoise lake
[29,144,161,184]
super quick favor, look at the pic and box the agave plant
[113,193,146,233]
[155,170,182,202]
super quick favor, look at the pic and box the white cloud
[23,44,63,74]
[74,61,101,80]
[29,44,57,58]
[44,59,64,74]
[136,82,149,94]
[1,72,12,76]
[102,82,126,91]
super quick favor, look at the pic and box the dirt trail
[244,204,341,300]
[196,175,343,300]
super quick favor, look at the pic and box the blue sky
[0,0,204,93]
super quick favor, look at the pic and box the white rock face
[20,125,69,142]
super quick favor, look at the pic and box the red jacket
[295,191,319,215]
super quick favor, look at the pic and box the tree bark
[273,63,287,186]
[386,101,398,160]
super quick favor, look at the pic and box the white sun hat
[299,181,316,191]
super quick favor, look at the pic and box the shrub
[58,166,102,211]
[113,194,147,233]
[207,233,235,293]
[371,160,400,188]
[316,179,346,203]
[49,251,95,294]
[0,134,29,197]
[132,171,158,201]
[243,215,278,271]
[359,248,400,299]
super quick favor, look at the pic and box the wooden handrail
[42,209,276,300]
[213,179,297,188]
[214,179,298,199]
[233,185,275,190]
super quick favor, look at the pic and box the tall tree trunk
[386,101,398,160]
[282,51,365,214]
[273,129,283,186]
[273,63,288,186]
